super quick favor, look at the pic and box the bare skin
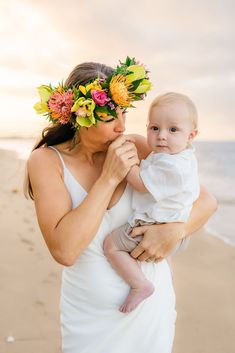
[104,234,155,312]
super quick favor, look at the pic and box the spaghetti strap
[48,145,66,170]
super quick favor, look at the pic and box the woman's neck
[63,138,106,166]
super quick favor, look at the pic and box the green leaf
[107,108,117,118]
[95,106,109,113]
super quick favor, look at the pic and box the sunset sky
[1,0,234,140]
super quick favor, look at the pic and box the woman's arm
[184,185,217,236]
[130,185,217,261]
[28,135,139,266]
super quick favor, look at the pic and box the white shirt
[128,147,200,226]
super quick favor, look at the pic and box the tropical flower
[125,65,146,83]
[71,97,96,127]
[109,74,134,107]
[96,111,108,119]
[108,102,115,110]
[34,57,152,132]
[91,90,109,106]
[133,79,152,94]
[86,80,102,92]
[33,85,53,114]
[79,80,102,96]
[48,88,74,124]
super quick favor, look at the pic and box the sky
[0,0,234,140]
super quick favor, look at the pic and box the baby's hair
[148,92,198,130]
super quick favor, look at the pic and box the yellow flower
[96,111,108,119]
[33,101,50,114]
[37,85,53,102]
[86,80,102,92]
[78,80,102,96]
[125,65,146,83]
[71,97,96,127]
[33,85,52,114]
[109,75,133,107]
[79,85,87,96]
[133,79,152,94]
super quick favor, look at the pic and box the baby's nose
[157,130,167,139]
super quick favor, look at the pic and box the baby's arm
[126,165,148,193]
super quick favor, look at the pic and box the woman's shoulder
[127,133,151,160]
[27,146,63,179]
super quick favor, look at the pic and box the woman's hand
[102,135,139,185]
[130,222,185,262]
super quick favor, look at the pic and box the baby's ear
[189,129,198,141]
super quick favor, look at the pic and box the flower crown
[34,57,152,130]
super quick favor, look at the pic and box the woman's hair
[25,62,114,199]
[148,92,198,130]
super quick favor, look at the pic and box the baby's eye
[151,126,159,131]
[170,127,178,132]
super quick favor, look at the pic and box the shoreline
[0,148,235,353]
[0,140,235,248]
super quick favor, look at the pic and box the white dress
[49,146,177,353]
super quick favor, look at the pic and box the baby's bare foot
[119,281,154,313]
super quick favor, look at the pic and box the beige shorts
[110,219,190,254]
[110,220,156,253]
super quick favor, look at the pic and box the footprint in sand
[23,217,30,224]
[49,272,57,279]
[20,237,34,246]
[35,300,45,307]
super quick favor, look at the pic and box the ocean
[0,138,234,247]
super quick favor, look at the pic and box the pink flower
[91,90,109,106]
[48,89,74,124]
[108,102,115,110]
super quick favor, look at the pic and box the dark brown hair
[25,62,114,199]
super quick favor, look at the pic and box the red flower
[48,89,74,124]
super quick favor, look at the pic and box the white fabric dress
[49,146,177,353]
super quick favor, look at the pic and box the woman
[25,59,217,353]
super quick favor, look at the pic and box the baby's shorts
[110,219,190,254]
[110,220,155,253]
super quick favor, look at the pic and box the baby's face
[147,101,197,154]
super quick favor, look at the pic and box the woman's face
[79,107,127,150]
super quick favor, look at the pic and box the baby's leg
[103,228,154,313]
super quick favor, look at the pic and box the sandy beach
[1,148,235,353]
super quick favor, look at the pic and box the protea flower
[109,74,134,107]
[48,88,74,124]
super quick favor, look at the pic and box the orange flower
[109,75,134,107]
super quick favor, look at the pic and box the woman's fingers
[110,135,134,149]
[130,243,145,259]
[103,135,139,183]
[146,256,156,262]
[137,252,150,262]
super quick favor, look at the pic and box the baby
[103,92,200,313]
